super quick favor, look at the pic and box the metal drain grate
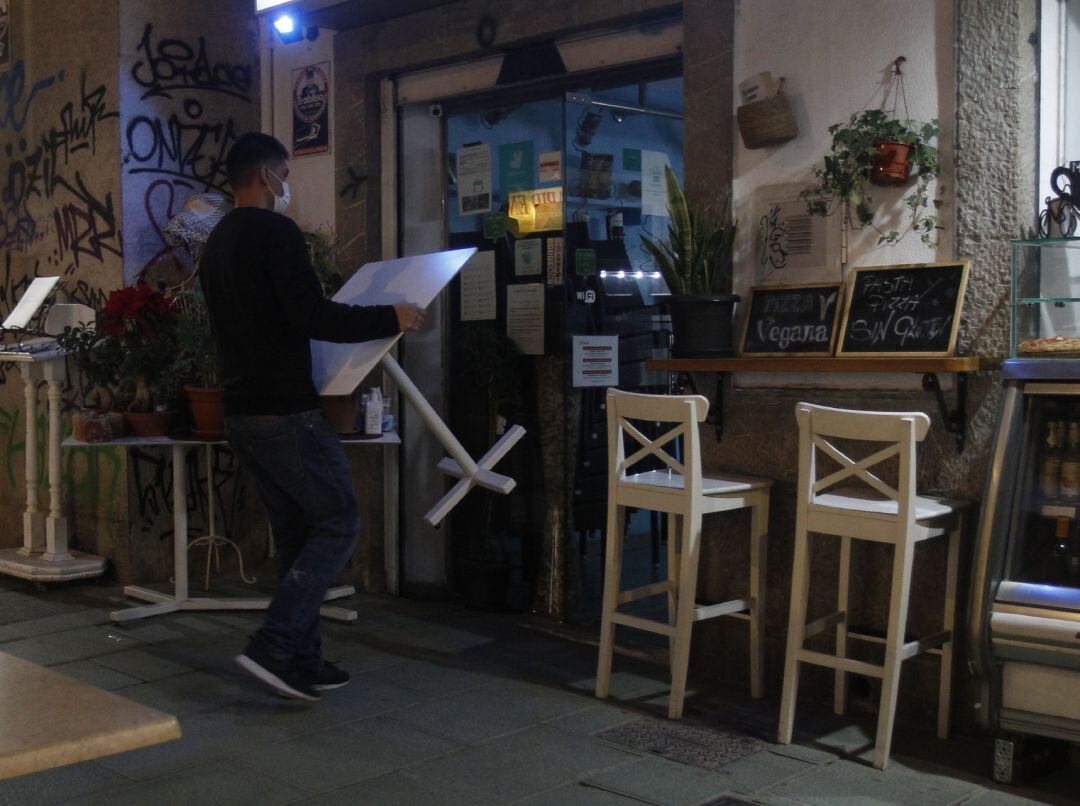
[597,718,764,769]
[0,591,86,626]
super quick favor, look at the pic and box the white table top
[0,338,64,362]
[63,429,401,448]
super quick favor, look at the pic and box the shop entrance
[395,55,684,622]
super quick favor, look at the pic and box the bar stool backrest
[607,389,709,502]
[796,403,930,531]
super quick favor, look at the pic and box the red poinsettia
[100,284,177,339]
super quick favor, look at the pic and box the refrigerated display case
[969,238,1080,783]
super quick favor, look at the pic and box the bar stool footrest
[609,612,676,637]
[798,648,884,678]
[617,580,676,605]
[805,609,846,639]
[693,597,751,622]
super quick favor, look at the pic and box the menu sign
[837,262,969,356]
[739,284,841,356]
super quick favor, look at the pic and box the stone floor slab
[388,680,587,744]
[51,659,143,691]
[63,760,308,806]
[718,749,817,795]
[0,624,139,666]
[114,669,250,718]
[0,761,127,806]
[366,659,494,695]
[517,782,651,805]
[0,610,109,643]
[583,754,734,806]
[302,770,495,805]
[92,648,195,682]
[413,725,636,802]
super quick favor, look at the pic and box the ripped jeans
[225,409,360,669]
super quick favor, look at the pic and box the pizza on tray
[1018,335,1080,353]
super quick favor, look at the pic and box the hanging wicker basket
[737,93,798,149]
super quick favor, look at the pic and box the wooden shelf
[646,356,1002,374]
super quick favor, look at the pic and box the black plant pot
[459,558,513,611]
[665,293,741,357]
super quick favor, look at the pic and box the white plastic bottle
[364,386,383,437]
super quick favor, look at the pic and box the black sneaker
[235,644,320,702]
[306,660,350,691]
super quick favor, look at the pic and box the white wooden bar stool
[777,403,964,770]
[595,389,771,719]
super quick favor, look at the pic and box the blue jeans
[225,409,359,668]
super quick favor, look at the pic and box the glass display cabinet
[970,237,1080,783]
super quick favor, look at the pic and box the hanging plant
[800,58,943,248]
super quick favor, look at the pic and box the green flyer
[483,211,508,240]
[575,248,597,277]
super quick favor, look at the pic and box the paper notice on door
[572,335,618,387]
[457,143,492,215]
[460,250,497,321]
[546,237,564,286]
[539,150,562,183]
[641,149,671,218]
[506,283,544,355]
[515,238,542,276]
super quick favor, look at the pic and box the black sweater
[199,208,399,416]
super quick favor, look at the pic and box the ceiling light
[273,13,304,43]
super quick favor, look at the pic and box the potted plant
[801,109,942,247]
[56,323,126,442]
[99,284,180,436]
[641,164,739,356]
[451,324,525,610]
[173,287,224,439]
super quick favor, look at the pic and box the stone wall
[0,0,126,559]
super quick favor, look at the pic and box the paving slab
[50,659,143,691]
[765,751,983,805]
[0,624,140,666]
[235,717,460,792]
[568,670,674,702]
[546,704,640,736]
[114,669,251,718]
[63,760,309,806]
[365,658,494,695]
[302,770,496,805]
[0,761,127,806]
[95,709,296,781]
[582,754,733,805]
[0,610,110,643]
[412,725,637,802]
[388,680,588,744]
[717,749,818,795]
[517,782,651,805]
[92,648,196,682]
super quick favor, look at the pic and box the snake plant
[641,164,737,296]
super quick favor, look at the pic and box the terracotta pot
[72,409,124,443]
[184,385,225,440]
[320,395,360,434]
[870,141,913,186]
[124,410,172,438]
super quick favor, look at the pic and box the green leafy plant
[56,325,125,410]
[801,109,943,246]
[640,164,737,296]
[173,287,219,388]
[304,229,344,297]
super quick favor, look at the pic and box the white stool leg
[778,515,811,744]
[938,519,961,739]
[834,535,852,715]
[595,502,627,700]
[749,491,768,699]
[874,538,916,770]
[668,510,702,719]
[666,513,682,655]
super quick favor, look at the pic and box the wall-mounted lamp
[273,13,304,43]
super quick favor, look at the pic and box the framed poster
[739,283,842,356]
[0,0,10,74]
[836,261,970,357]
[292,62,330,157]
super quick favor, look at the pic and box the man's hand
[395,303,427,333]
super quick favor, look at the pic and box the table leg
[43,362,69,560]
[16,364,44,556]
[173,444,189,602]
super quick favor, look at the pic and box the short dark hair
[226,133,289,189]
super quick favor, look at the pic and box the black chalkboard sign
[739,283,842,355]
[837,261,969,356]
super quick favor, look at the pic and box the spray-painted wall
[0,0,126,559]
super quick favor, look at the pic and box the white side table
[0,345,106,582]
[63,431,400,622]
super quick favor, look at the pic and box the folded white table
[63,432,399,623]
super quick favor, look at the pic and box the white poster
[515,238,542,276]
[539,150,562,183]
[641,149,671,218]
[457,143,492,215]
[506,283,544,355]
[572,335,618,388]
[460,250,497,321]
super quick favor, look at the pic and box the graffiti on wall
[124,22,255,283]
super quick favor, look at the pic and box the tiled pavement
[0,580,1077,806]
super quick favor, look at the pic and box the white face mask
[266,167,291,214]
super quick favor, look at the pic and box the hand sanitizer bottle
[364,386,383,437]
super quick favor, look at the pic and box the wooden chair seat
[811,487,965,522]
[621,470,770,496]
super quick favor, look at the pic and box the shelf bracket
[922,372,968,453]
[673,371,725,440]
